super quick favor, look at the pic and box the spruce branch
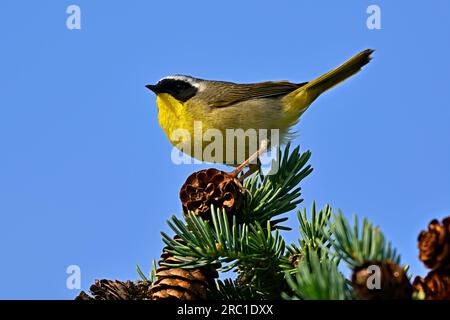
[75,141,440,301]
[211,279,259,300]
[136,259,157,282]
[242,143,313,229]
[297,202,333,252]
[332,212,401,268]
[284,251,351,300]
[161,205,285,273]
[282,203,335,273]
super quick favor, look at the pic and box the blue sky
[1,1,449,299]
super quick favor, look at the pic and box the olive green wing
[205,81,308,108]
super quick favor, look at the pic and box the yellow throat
[156,93,196,146]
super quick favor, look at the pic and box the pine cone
[288,253,303,268]
[180,168,244,221]
[352,260,412,300]
[75,279,151,300]
[418,217,450,270]
[413,269,450,300]
[150,247,218,300]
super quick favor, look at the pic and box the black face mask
[146,79,198,102]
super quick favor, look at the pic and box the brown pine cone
[352,260,412,300]
[75,279,151,300]
[180,168,244,221]
[418,217,450,270]
[288,253,303,268]
[150,247,218,300]
[413,269,450,300]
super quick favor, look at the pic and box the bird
[146,49,373,166]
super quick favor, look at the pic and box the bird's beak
[145,84,159,94]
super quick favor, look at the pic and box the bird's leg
[237,161,262,182]
[231,140,268,181]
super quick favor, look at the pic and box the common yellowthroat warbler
[146,49,373,165]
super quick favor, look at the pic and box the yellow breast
[157,94,190,143]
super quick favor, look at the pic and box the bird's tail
[283,49,374,116]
